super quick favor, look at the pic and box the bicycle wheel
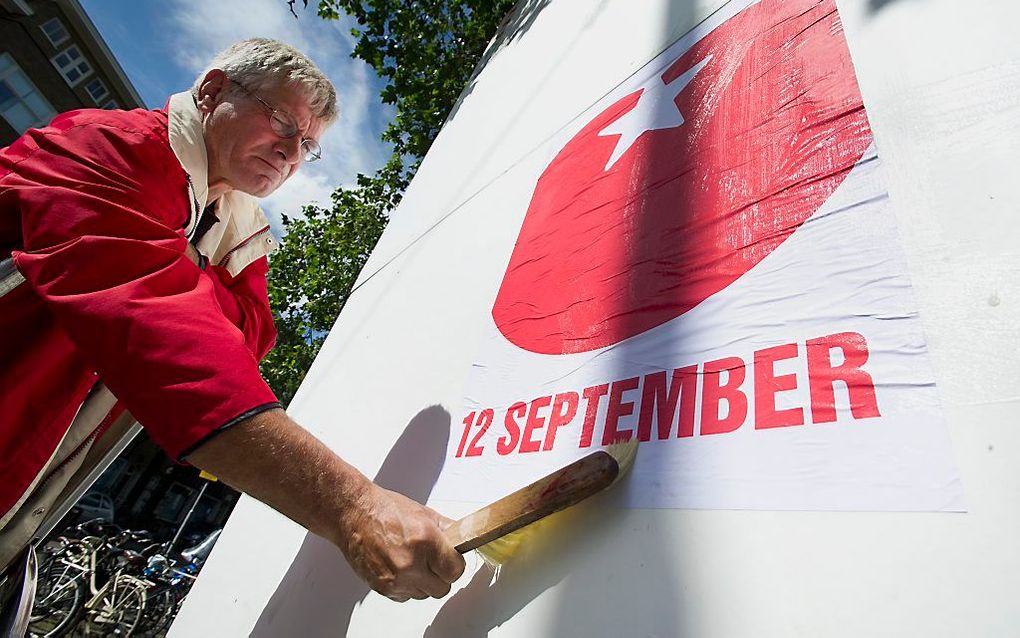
[84,579,145,637]
[26,566,85,638]
[134,587,175,636]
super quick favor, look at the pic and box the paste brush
[443,439,638,567]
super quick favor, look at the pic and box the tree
[317,0,517,175]
[262,1,516,404]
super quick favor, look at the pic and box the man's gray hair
[192,38,338,125]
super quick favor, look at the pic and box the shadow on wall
[261,0,833,633]
[249,404,452,638]
[867,0,908,13]
[249,408,684,638]
[444,0,552,126]
[423,473,686,638]
[492,0,552,50]
[423,498,605,637]
[428,0,705,627]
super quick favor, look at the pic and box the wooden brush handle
[443,450,620,553]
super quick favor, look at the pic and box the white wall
[171,0,1020,635]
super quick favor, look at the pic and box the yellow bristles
[475,438,638,568]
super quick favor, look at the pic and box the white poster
[432,0,964,511]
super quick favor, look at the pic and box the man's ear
[196,69,228,114]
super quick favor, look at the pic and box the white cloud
[164,0,395,230]
[259,169,335,237]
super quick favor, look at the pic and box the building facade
[87,435,241,545]
[0,0,144,146]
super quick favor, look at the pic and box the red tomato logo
[492,0,872,355]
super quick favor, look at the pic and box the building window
[51,45,92,86]
[101,99,118,110]
[154,482,195,523]
[0,54,57,134]
[40,17,70,47]
[84,77,108,104]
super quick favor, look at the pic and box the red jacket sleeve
[205,257,277,362]
[1,111,279,460]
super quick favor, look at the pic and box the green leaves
[317,0,516,170]
[263,0,513,405]
[261,160,403,405]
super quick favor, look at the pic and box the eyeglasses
[228,78,322,162]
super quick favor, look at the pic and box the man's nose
[275,135,303,165]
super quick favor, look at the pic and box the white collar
[165,91,277,276]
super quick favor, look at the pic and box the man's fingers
[421,577,453,600]
[428,541,466,584]
[432,512,457,531]
[401,563,454,600]
[413,533,461,599]
[349,487,468,602]
[382,576,450,602]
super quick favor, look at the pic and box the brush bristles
[605,438,639,482]
[475,520,540,567]
[475,439,639,567]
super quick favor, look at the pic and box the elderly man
[0,38,463,605]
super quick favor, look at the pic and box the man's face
[199,70,327,198]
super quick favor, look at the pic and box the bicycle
[79,530,156,636]
[28,521,154,637]
[26,536,89,637]
[134,551,197,636]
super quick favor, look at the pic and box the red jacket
[0,94,281,524]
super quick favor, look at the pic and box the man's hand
[185,408,465,601]
[341,484,465,601]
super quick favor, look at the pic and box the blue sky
[79,0,395,237]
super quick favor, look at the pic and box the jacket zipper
[217,224,272,269]
[29,408,120,497]
[184,173,201,240]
